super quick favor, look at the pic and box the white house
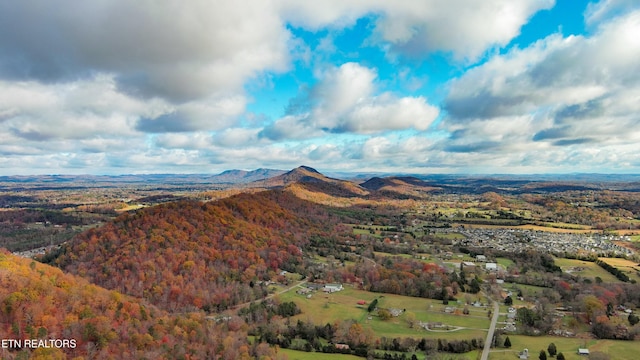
[578,348,590,356]
[486,263,498,271]
[324,283,343,293]
[476,255,487,262]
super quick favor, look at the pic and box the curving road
[481,301,500,360]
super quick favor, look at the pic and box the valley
[1,167,640,359]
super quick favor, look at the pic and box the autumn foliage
[0,249,261,359]
[52,191,333,312]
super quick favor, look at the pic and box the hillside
[48,190,336,313]
[255,166,369,198]
[0,250,255,359]
[361,176,440,198]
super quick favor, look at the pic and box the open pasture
[278,348,363,360]
[598,257,640,281]
[488,335,640,360]
[452,223,595,234]
[553,258,621,282]
[277,286,489,340]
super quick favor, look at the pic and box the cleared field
[553,258,621,282]
[277,286,488,340]
[373,251,413,259]
[488,335,640,360]
[598,257,640,281]
[278,348,362,359]
[452,223,595,234]
[496,257,514,268]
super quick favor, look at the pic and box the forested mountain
[48,191,338,313]
[361,176,440,198]
[0,250,258,359]
[253,166,369,197]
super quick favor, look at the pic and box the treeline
[254,319,483,357]
[316,256,466,300]
[0,208,98,227]
[596,259,631,282]
[239,300,301,324]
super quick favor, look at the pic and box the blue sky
[1,0,640,175]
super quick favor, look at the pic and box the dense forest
[0,250,269,360]
[46,191,341,313]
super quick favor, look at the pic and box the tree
[504,296,513,306]
[469,278,481,294]
[503,336,511,348]
[378,308,392,321]
[547,343,557,357]
[556,353,565,360]
[628,313,639,326]
[539,350,547,360]
[405,311,417,328]
[367,298,378,313]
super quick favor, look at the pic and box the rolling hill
[0,250,251,359]
[361,176,440,198]
[47,190,337,313]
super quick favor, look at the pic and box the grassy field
[496,258,514,268]
[488,335,640,360]
[553,258,621,282]
[351,224,399,238]
[277,286,489,340]
[280,348,481,360]
[598,257,640,282]
[451,223,595,234]
[278,348,363,359]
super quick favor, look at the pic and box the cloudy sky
[1,0,639,175]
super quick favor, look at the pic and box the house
[335,344,350,350]
[324,283,343,293]
[462,261,476,268]
[476,255,487,262]
[578,348,590,356]
[296,287,311,295]
[486,262,498,271]
[307,283,324,290]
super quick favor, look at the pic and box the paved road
[481,301,500,360]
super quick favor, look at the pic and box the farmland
[554,258,622,282]
[277,285,490,340]
[598,257,640,282]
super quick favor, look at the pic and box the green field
[488,335,640,360]
[278,348,363,359]
[277,286,489,340]
[351,224,399,238]
[281,348,480,360]
[496,257,514,268]
[553,258,621,282]
[598,257,640,282]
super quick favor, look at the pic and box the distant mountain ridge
[212,168,285,183]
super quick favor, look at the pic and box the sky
[1,0,640,175]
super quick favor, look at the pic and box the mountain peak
[291,165,320,174]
